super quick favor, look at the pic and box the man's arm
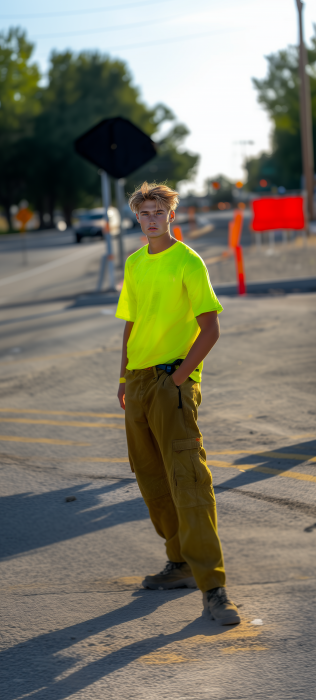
[117,321,134,410]
[171,311,220,386]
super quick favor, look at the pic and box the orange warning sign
[16,207,33,231]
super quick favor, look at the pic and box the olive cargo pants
[125,367,225,592]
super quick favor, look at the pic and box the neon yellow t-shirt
[115,241,223,382]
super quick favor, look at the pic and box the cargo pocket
[190,449,215,506]
[172,438,215,509]
[172,437,201,508]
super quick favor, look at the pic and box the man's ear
[135,212,140,222]
[170,210,175,222]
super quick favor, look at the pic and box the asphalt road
[0,230,316,700]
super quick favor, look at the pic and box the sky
[2,0,315,194]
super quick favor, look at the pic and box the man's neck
[147,230,177,255]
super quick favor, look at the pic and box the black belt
[156,359,183,374]
[156,359,183,409]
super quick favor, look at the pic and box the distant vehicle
[120,204,139,231]
[73,207,120,243]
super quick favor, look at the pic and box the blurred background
[0,0,316,295]
[1,6,316,695]
[0,0,315,232]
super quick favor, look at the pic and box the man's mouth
[148,227,157,231]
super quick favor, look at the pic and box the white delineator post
[96,170,116,292]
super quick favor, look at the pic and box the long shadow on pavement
[0,588,227,700]
[214,439,316,491]
[0,480,148,559]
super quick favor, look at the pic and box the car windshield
[80,213,104,221]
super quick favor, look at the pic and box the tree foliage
[0,28,42,225]
[246,28,316,191]
[0,28,199,228]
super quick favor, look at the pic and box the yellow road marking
[0,435,90,446]
[258,451,316,463]
[207,459,245,469]
[206,450,316,463]
[0,407,124,419]
[0,450,130,463]
[206,460,316,483]
[0,417,124,430]
[139,651,193,665]
[292,434,316,439]
[0,347,103,365]
[1,441,314,481]
[206,450,257,455]
[139,621,264,664]
[77,456,129,463]
[0,422,312,451]
[221,645,268,654]
[0,346,120,366]
[246,466,316,483]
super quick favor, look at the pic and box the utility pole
[295,0,315,224]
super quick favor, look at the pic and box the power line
[108,27,246,52]
[0,0,169,21]
[37,27,247,60]
[32,14,180,40]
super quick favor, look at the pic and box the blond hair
[128,181,180,213]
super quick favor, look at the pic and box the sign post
[15,207,33,266]
[114,178,126,270]
[96,171,116,292]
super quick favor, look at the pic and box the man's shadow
[214,439,316,491]
[0,588,227,700]
[0,480,148,559]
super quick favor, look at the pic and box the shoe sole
[142,576,197,590]
[202,609,241,625]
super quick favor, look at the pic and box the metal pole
[295,0,315,225]
[96,171,116,291]
[114,178,125,270]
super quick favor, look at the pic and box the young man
[116,182,240,626]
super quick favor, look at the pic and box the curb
[214,277,316,296]
[69,291,120,307]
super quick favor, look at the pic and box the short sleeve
[183,258,223,317]
[115,262,137,321]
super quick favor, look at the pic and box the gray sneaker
[203,587,241,625]
[142,560,197,590]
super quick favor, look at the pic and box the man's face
[136,199,175,240]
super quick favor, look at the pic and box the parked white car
[73,207,120,243]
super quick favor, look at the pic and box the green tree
[28,49,198,224]
[127,123,199,192]
[246,29,316,190]
[0,27,41,227]
[0,36,199,225]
